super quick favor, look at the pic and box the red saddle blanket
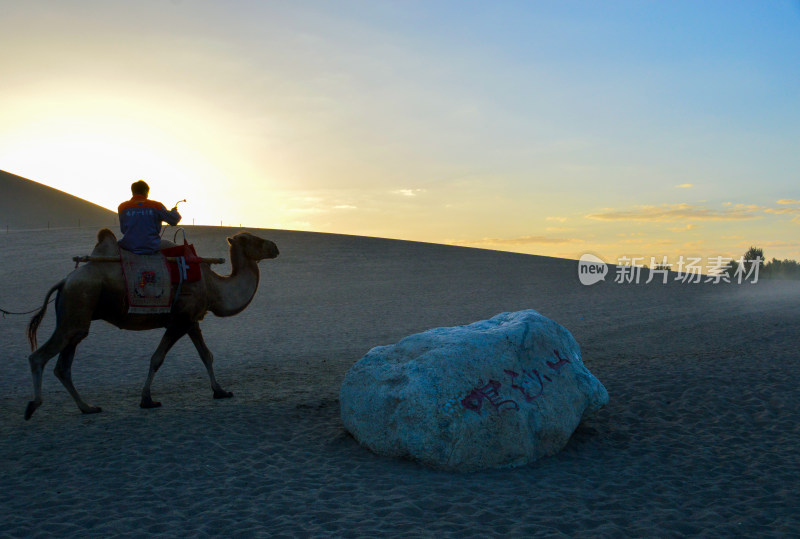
[160,243,202,283]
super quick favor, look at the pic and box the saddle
[118,241,203,313]
[160,241,203,284]
[119,249,173,313]
[81,229,223,314]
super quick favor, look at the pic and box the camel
[24,228,279,420]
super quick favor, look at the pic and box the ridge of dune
[0,169,116,230]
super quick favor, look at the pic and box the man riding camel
[118,180,181,254]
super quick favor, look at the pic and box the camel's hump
[92,228,118,256]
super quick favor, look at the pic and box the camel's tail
[27,280,65,352]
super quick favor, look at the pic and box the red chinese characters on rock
[546,349,570,371]
[460,380,520,414]
[504,368,545,402]
[461,350,571,414]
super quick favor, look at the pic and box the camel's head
[227,232,279,261]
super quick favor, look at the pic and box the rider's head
[131,180,150,197]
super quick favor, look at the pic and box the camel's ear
[227,237,233,245]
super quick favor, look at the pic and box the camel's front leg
[141,324,187,409]
[188,323,233,399]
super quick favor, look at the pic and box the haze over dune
[0,169,116,230]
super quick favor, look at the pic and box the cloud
[586,203,761,222]
[546,216,567,222]
[668,224,696,232]
[288,207,326,214]
[777,199,800,205]
[391,188,426,197]
[291,195,325,203]
[455,235,580,246]
[764,207,800,215]
[675,183,693,189]
[764,206,800,223]
[755,240,800,248]
[285,197,358,214]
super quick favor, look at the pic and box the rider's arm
[158,204,181,227]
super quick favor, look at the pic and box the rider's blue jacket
[118,195,181,254]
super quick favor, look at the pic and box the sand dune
[0,170,116,230]
[0,177,798,536]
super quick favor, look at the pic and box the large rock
[340,310,609,471]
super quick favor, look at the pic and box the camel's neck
[207,246,260,317]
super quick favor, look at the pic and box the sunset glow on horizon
[2,1,799,264]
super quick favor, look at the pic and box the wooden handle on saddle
[72,256,226,264]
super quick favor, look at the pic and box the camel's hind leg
[25,329,77,420]
[26,340,63,420]
[188,323,233,399]
[140,324,188,409]
[53,331,101,415]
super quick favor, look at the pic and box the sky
[1,0,799,264]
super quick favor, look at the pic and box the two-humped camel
[25,228,279,420]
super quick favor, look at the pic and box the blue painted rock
[339,310,609,471]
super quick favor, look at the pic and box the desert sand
[1,224,799,537]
